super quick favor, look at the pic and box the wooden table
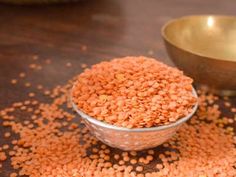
[0,0,236,176]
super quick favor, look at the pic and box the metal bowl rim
[71,87,198,132]
[161,15,236,62]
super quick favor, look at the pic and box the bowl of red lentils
[71,56,198,151]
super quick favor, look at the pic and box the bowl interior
[162,15,236,61]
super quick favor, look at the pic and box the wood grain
[0,0,236,176]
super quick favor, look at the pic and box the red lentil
[81,45,87,51]
[0,57,235,177]
[32,55,38,60]
[11,79,17,84]
[25,82,31,87]
[66,62,72,67]
[81,63,87,68]
[72,56,196,128]
[10,172,17,177]
[0,152,7,161]
[45,59,51,64]
[4,132,11,138]
[19,72,26,78]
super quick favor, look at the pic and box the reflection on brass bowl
[162,15,236,96]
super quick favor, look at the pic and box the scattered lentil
[25,82,31,87]
[32,55,38,60]
[28,92,35,97]
[11,79,17,84]
[66,62,72,67]
[2,144,9,150]
[45,59,51,64]
[136,166,143,172]
[81,63,87,69]
[36,85,43,90]
[0,57,236,177]
[4,132,11,138]
[81,45,87,51]
[0,152,7,161]
[10,172,17,177]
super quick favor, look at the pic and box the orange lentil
[36,65,42,70]
[72,56,196,128]
[231,107,236,113]
[104,155,110,161]
[10,172,17,177]
[137,174,144,177]
[19,72,26,78]
[69,123,78,129]
[81,45,87,51]
[92,148,99,153]
[146,155,153,161]
[0,152,7,161]
[36,85,43,90]
[24,82,31,87]
[143,159,150,165]
[118,160,125,165]
[156,163,163,169]
[8,151,15,156]
[45,59,51,64]
[20,106,27,110]
[23,120,30,125]
[24,100,31,105]
[104,149,110,154]
[136,166,143,172]
[81,63,87,68]
[4,132,11,138]
[101,144,107,149]
[2,144,9,150]
[44,90,50,95]
[31,100,38,105]
[0,57,235,177]
[139,157,145,163]
[130,159,137,164]
[11,79,17,84]
[28,92,35,97]
[224,101,231,107]
[32,55,38,60]
[29,64,36,69]
[27,107,33,112]
[114,154,120,160]
[130,151,137,156]
[11,140,17,145]
[147,149,154,155]
[66,62,72,67]
[123,156,130,162]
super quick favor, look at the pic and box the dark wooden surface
[0,0,236,176]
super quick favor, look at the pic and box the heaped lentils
[72,56,196,128]
[0,56,235,177]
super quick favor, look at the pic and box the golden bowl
[162,15,236,96]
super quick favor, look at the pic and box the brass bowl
[162,15,236,96]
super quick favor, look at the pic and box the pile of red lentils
[72,56,196,128]
[0,56,235,177]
